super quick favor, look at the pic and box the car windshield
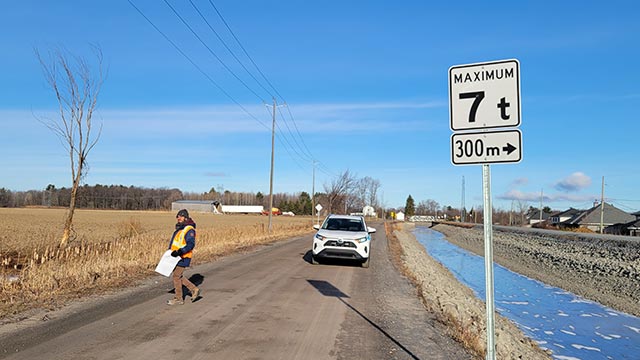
[322,218,365,232]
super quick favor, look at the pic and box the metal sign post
[482,164,496,360]
[449,59,522,360]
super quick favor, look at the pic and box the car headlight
[315,233,326,241]
[355,235,370,243]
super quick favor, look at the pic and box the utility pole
[267,98,277,233]
[263,98,286,233]
[600,176,605,233]
[311,160,317,223]
[461,176,466,222]
[539,189,543,222]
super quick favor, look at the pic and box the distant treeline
[0,184,315,215]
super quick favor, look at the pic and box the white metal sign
[451,129,522,165]
[449,59,520,131]
[315,204,323,212]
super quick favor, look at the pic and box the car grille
[325,240,356,248]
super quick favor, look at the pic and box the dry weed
[0,208,314,319]
[385,221,485,359]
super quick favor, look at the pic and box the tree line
[0,170,382,217]
[399,194,553,226]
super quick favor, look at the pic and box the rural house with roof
[558,202,634,233]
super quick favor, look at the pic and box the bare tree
[323,170,356,214]
[421,199,440,216]
[36,46,105,247]
[516,200,529,226]
[356,176,380,209]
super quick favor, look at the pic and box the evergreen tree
[405,195,416,218]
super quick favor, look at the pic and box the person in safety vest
[167,209,201,305]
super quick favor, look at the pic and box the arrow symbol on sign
[502,143,517,155]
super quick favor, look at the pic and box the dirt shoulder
[432,223,640,317]
[337,221,473,360]
[388,222,550,360]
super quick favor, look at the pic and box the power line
[127,0,271,132]
[162,0,267,103]
[163,0,319,172]
[206,0,328,174]
[187,0,275,99]
[277,106,312,162]
[285,103,315,159]
[207,0,285,101]
[130,0,335,179]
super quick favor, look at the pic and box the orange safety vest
[171,225,194,258]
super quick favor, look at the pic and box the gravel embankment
[432,223,640,317]
[391,223,550,359]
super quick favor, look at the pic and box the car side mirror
[367,227,376,233]
[313,224,320,230]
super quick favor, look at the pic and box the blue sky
[1,1,638,212]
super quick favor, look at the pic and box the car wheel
[361,257,370,268]
[311,255,319,265]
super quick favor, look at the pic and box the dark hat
[176,209,189,218]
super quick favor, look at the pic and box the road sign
[449,59,520,131]
[315,204,323,212]
[451,129,522,165]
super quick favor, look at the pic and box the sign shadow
[306,280,420,360]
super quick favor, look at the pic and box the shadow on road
[306,279,420,360]
[301,251,364,268]
[189,273,204,286]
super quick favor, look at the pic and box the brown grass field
[0,208,315,320]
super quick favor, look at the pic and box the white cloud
[554,172,592,192]
[10,99,443,138]
[550,193,597,202]
[497,190,540,202]
[497,189,596,203]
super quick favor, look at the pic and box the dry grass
[0,208,314,319]
[432,221,476,229]
[385,221,485,359]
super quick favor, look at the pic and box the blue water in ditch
[412,226,640,360]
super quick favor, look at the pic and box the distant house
[623,219,640,236]
[560,202,634,233]
[607,214,640,237]
[396,211,405,221]
[171,200,220,214]
[549,208,582,226]
[527,209,552,225]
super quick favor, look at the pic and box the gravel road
[432,223,640,318]
[0,223,471,360]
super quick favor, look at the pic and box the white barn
[221,205,264,214]
[171,200,220,214]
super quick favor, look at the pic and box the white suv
[311,214,376,268]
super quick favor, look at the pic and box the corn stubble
[0,208,312,319]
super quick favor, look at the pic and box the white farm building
[171,200,220,214]
[221,205,264,214]
[171,200,265,215]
